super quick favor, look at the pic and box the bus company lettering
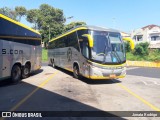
[1,49,23,54]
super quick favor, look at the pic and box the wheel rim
[24,67,29,75]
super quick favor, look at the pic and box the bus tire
[73,65,80,79]
[22,64,30,79]
[11,65,22,83]
[52,59,56,68]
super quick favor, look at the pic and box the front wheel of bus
[11,65,21,83]
[73,65,80,79]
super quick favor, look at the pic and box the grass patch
[126,49,160,62]
[42,48,48,62]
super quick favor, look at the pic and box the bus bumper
[82,63,126,80]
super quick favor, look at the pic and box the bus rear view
[0,14,42,83]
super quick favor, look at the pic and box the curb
[126,61,160,68]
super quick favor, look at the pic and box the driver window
[80,38,89,58]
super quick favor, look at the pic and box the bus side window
[80,37,89,58]
[64,36,68,47]
[68,32,79,51]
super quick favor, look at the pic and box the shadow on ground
[0,73,126,120]
[0,69,43,87]
[54,66,121,85]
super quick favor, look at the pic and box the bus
[48,26,134,80]
[0,14,42,83]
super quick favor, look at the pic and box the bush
[133,42,149,55]
[125,42,131,52]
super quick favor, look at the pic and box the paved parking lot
[0,65,160,120]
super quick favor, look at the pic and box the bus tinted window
[77,30,88,39]
[67,32,79,50]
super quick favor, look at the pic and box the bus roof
[49,25,120,42]
[0,14,40,35]
[84,25,120,32]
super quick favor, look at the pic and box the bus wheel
[52,60,56,68]
[73,65,80,79]
[11,65,21,83]
[22,64,30,79]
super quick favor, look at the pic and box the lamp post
[65,16,74,24]
[67,16,73,20]
[47,25,51,41]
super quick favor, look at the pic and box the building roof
[120,31,130,37]
[142,24,160,30]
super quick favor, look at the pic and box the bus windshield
[91,31,125,64]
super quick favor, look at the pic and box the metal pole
[48,26,50,41]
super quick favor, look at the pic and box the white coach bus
[48,26,134,80]
[0,14,42,83]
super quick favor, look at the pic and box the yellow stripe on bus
[49,27,87,42]
[0,14,40,35]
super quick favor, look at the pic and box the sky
[0,0,160,33]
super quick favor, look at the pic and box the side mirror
[82,34,94,48]
[123,37,135,50]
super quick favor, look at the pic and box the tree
[26,9,39,30]
[64,21,86,32]
[15,6,27,21]
[26,4,66,47]
[0,7,17,20]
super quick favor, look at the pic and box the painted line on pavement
[10,71,59,111]
[117,83,160,111]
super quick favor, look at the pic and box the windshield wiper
[103,44,109,63]
[111,51,122,63]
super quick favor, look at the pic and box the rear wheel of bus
[11,64,22,83]
[51,59,56,68]
[22,63,30,79]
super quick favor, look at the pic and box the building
[131,24,160,48]
[120,31,131,37]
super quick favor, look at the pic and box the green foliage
[124,42,131,52]
[42,48,48,62]
[64,21,86,32]
[133,42,149,55]
[127,48,160,62]
[26,4,66,47]
[26,9,39,29]
[15,6,27,21]
[0,7,17,20]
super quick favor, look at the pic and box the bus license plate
[110,74,116,78]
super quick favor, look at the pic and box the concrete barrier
[126,61,160,68]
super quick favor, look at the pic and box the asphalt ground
[0,64,160,120]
